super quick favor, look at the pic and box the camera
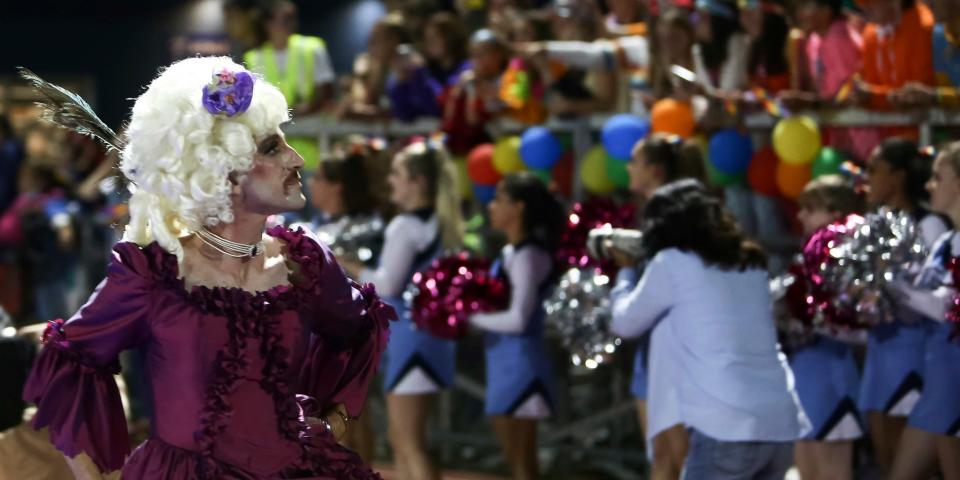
[586,225,644,261]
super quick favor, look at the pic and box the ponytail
[640,133,708,185]
[435,155,464,250]
[398,140,464,250]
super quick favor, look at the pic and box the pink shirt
[806,20,863,98]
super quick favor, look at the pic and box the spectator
[337,13,409,120]
[855,0,935,110]
[892,0,960,107]
[0,116,23,218]
[243,0,336,170]
[0,163,76,323]
[741,0,791,94]
[423,12,472,90]
[605,0,650,37]
[442,29,510,155]
[780,0,879,162]
[649,8,698,101]
[692,0,751,94]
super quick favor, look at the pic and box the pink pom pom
[555,198,636,275]
[407,253,509,340]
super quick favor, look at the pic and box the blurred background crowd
[2,0,960,478]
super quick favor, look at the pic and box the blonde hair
[797,174,864,215]
[120,56,289,262]
[398,141,464,250]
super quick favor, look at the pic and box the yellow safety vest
[244,34,325,170]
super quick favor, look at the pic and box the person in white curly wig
[21,56,395,479]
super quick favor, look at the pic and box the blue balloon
[708,129,754,175]
[473,184,496,205]
[519,126,563,169]
[601,114,650,160]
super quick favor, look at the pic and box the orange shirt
[860,3,936,109]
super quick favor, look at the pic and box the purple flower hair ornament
[202,68,255,117]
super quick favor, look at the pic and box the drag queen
[22,57,394,478]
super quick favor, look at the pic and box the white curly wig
[121,56,289,262]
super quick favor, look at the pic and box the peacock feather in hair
[17,67,124,153]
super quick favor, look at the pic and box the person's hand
[607,242,637,268]
[846,80,872,106]
[391,49,423,82]
[514,42,546,60]
[777,90,818,112]
[891,83,936,108]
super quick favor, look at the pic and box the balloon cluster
[543,267,621,369]
[404,253,509,340]
[314,215,385,266]
[466,128,574,203]
[555,198,637,275]
[805,209,927,329]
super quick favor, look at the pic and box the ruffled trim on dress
[24,320,128,473]
[139,226,390,478]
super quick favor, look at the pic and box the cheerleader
[610,179,807,479]
[615,133,706,479]
[791,175,866,480]
[886,142,960,479]
[298,139,385,462]
[861,138,949,472]
[468,172,564,480]
[341,139,463,480]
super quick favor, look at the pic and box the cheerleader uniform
[896,231,960,435]
[859,212,948,416]
[789,336,863,440]
[471,242,556,418]
[785,226,865,441]
[360,208,455,395]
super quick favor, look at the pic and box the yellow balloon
[773,116,822,166]
[452,156,473,200]
[492,136,525,174]
[580,145,615,194]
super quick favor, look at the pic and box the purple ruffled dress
[23,226,396,479]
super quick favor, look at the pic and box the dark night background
[0,0,387,127]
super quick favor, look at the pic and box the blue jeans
[682,429,793,480]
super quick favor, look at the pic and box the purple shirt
[23,226,395,478]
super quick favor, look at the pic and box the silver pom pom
[544,268,622,369]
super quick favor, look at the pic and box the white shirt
[611,267,683,444]
[471,244,552,334]
[692,33,751,93]
[359,213,437,298]
[611,249,809,442]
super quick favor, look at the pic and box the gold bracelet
[333,409,350,425]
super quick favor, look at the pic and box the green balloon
[708,162,745,187]
[811,147,845,178]
[604,155,631,189]
[531,168,552,185]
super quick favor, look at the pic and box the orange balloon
[748,147,780,197]
[776,161,813,200]
[651,99,696,138]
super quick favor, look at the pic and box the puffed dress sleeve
[272,226,397,418]
[23,242,154,472]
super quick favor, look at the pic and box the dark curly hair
[642,179,767,270]
[874,137,936,205]
[500,172,566,253]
